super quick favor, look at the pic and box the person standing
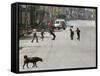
[70,28,74,40]
[76,28,80,40]
[61,21,66,30]
[41,29,45,41]
[31,29,38,43]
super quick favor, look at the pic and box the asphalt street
[19,20,96,71]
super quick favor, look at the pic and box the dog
[23,55,43,69]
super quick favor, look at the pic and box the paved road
[19,21,96,71]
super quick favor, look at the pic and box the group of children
[31,29,56,43]
[31,21,56,43]
[70,26,80,41]
[31,25,80,43]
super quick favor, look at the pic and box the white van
[54,19,66,30]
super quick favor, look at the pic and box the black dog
[23,55,43,69]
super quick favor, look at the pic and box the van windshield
[55,21,59,24]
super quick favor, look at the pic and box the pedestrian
[31,29,38,43]
[48,20,56,40]
[41,29,45,41]
[61,21,66,30]
[76,27,80,40]
[49,28,56,40]
[70,28,74,40]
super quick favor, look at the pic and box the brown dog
[23,55,43,69]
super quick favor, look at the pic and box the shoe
[52,38,55,40]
